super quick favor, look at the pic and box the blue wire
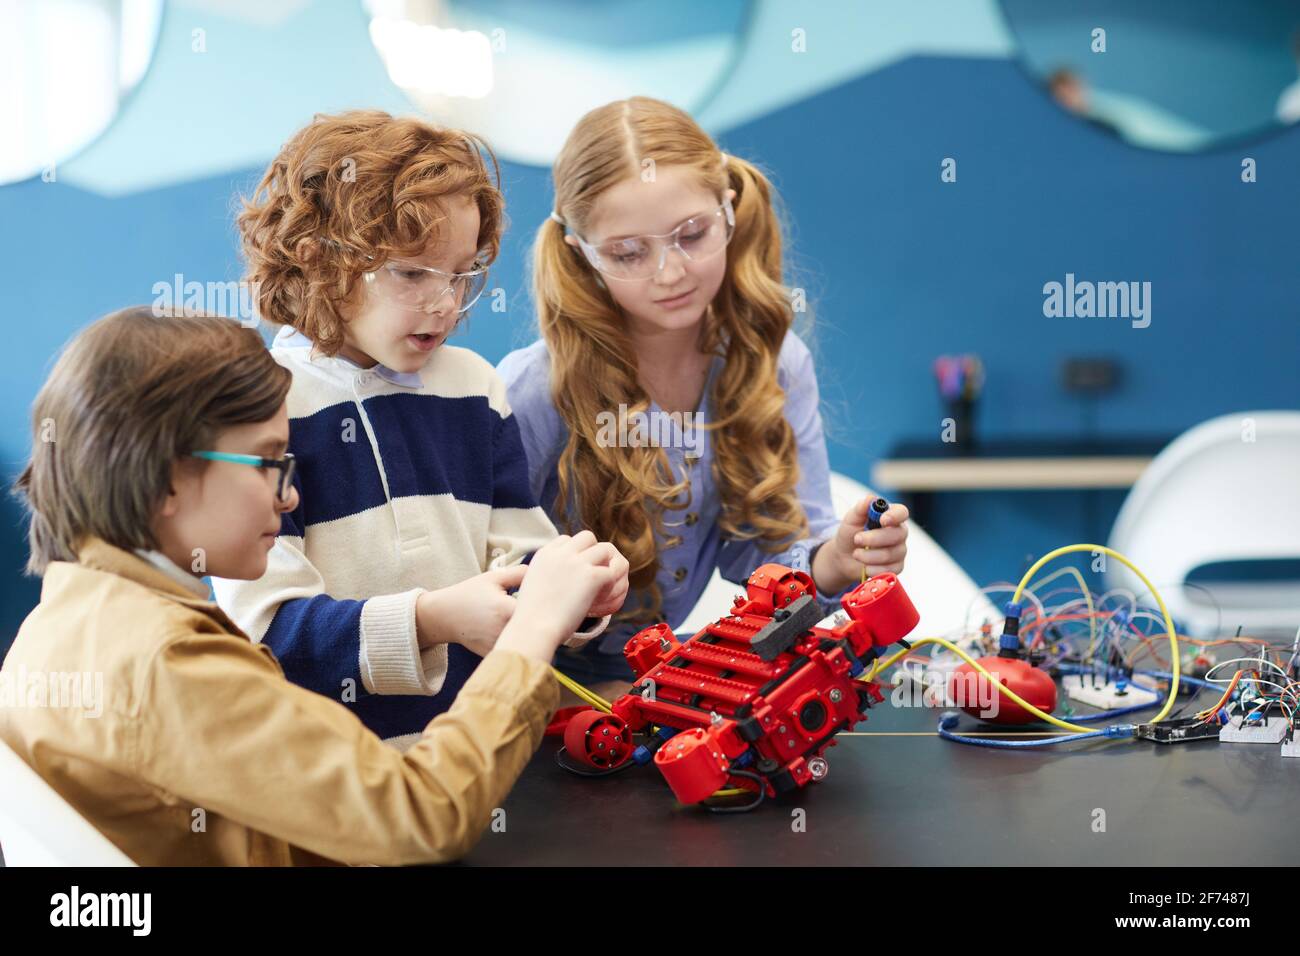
[1060,700,1159,723]
[935,657,1220,748]
[936,713,1131,748]
[1132,669,1215,691]
[937,668,1214,746]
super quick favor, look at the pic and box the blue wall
[2,53,1298,642]
[720,55,1300,584]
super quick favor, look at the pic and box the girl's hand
[812,497,910,594]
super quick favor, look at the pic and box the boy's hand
[415,565,528,658]
[812,497,910,595]
[496,532,628,663]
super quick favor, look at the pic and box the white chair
[1106,410,1300,637]
[0,740,136,866]
[679,471,998,639]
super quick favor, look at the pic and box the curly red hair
[238,109,504,354]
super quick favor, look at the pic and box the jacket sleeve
[210,495,446,699]
[134,634,559,866]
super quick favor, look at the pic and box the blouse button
[673,567,687,583]
[684,512,698,526]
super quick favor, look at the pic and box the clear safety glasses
[572,198,735,282]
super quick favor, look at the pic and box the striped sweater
[212,328,602,748]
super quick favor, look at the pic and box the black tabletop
[461,691,1300,866]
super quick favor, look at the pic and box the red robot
[561,563,920,807]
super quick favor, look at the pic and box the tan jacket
[0,538,558,866]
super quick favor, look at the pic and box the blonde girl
[498,97,908,688]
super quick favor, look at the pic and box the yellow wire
[863,636,1094,732]
[1013,544,1180,723]
[862,546,1180,731]
[557,543,1179,778]
[551,668,613,714]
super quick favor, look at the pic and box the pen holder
[944,396,978,450]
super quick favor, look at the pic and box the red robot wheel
[561,709,633,769]
[654,728,731,804]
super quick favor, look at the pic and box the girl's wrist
[811,542,853,595]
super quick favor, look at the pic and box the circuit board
[1132,716,1222,744]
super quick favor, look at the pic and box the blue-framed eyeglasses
[189,451,297,502]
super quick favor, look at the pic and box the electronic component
[945,599,1058,724]
[1133,716,1222,744]
[1063,674,1158,711]
[1181,648,1216,681]
[1218,714,1288,744]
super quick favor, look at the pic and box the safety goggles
[572,198,735,282]
[362,258,490,314]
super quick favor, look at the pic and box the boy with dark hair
[1,307,626,865]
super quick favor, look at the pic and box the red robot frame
[562,563,920,805]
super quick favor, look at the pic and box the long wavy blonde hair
[533,96,808,624]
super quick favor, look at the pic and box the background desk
[462,689,1300,866]
[870,436,1172,533]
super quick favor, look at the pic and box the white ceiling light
[368,14,492,98]
[0,0,163,185]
